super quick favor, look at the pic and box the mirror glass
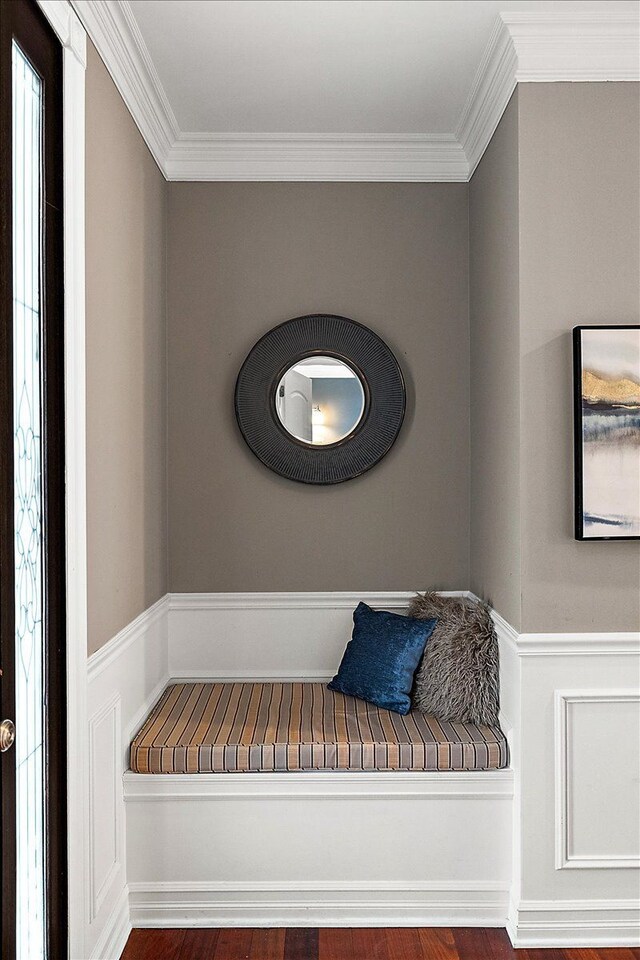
[275,356,366,445]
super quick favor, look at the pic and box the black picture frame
[573,324,640,541]
[234,314,406,484]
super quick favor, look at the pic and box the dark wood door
[0,1,67,957]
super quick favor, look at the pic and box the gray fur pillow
[408,592,499,726]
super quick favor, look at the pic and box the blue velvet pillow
[328,602,437,715]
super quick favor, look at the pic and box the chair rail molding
[71,3,640,181]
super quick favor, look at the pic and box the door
[281,369,313,442]
[0,1,67,957]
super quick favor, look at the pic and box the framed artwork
[573,325,640,540]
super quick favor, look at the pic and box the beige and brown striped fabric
[130,682,509,774]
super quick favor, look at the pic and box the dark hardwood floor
[120,928,640,960]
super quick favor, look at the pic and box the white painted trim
[169,670,334,682]
[508,898,640,948]
[71,0,178,171]
[164,133,469,182]
[505,11,640,82]
[70,5,640,181]
[167,590,461,610]
[460,10,640,176]
[123,677,167,745]
[517,633,640,657]
[487,601,640,657]
[88,696,122,920]
[128,882,509,929]
[87,595,168,682]
[130,878,509,893]
[555,690,640,871]
[88,884,131,960]
[34,3,88,957]
[123,769,515,803]
[456,14,518,178]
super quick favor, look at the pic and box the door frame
[34,3,88,957]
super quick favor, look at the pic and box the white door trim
[35,4,88,958]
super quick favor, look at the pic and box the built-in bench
[123,679,513,928]
[130,681,509,774]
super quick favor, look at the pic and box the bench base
[124,769,514,928]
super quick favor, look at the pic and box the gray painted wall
[518,83,640,632]
[469,92,522,629]
[85,42,167,654]
[84,66,638,639]
[167,183,470,593]
[470,83,639,633]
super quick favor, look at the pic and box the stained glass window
[13,39,46,960]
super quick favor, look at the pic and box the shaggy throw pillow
[408,592,499,726]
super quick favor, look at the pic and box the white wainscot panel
[556,691,640,870]
[89,694,122,920]
[167,592,468,679]
[125,771,513,928]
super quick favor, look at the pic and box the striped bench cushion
[130,682,509,773]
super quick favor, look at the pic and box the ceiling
[127,0,637,136]
[74,0,640,180]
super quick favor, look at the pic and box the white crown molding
[164,133,469,182]
[504,11,640,82]
[71,0,178,171]
[459,10,640,177]
[73,3,640,181]
[456,14,519,178]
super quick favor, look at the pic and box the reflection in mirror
[275,356,366,445]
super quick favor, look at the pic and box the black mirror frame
[234,314,406,484]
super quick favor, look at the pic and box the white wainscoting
[166,591,466,680]
[555,691,640,872]
[84,591,640,953]
[490,608,640,949]
[88,694,121,922]
[124,770,513,928]
[85,596,169,960]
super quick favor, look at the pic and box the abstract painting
[574,325,640,540]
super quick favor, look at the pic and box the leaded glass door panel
[0,2,67,957]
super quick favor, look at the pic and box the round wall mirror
[275,355,366,446]
[235,314,405,484]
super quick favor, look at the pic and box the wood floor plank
[520,950,566,960]
[284,928,319,960]
[564,952,610,960]
[349,928,391,960]
[248,928,286,959]
[587,953,639,960]
[212,927,254,959]
[178,929,220,960]
[119,928,640,960]
[452,927,513,960]
[383,928,425,960]
[319,928,354,960]
[120,929,186,960]
[417,927,459,960]
[483,927,520,959]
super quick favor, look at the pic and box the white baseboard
[87,884,131,960]
[508,898,640,947]
[129,881,509,928]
